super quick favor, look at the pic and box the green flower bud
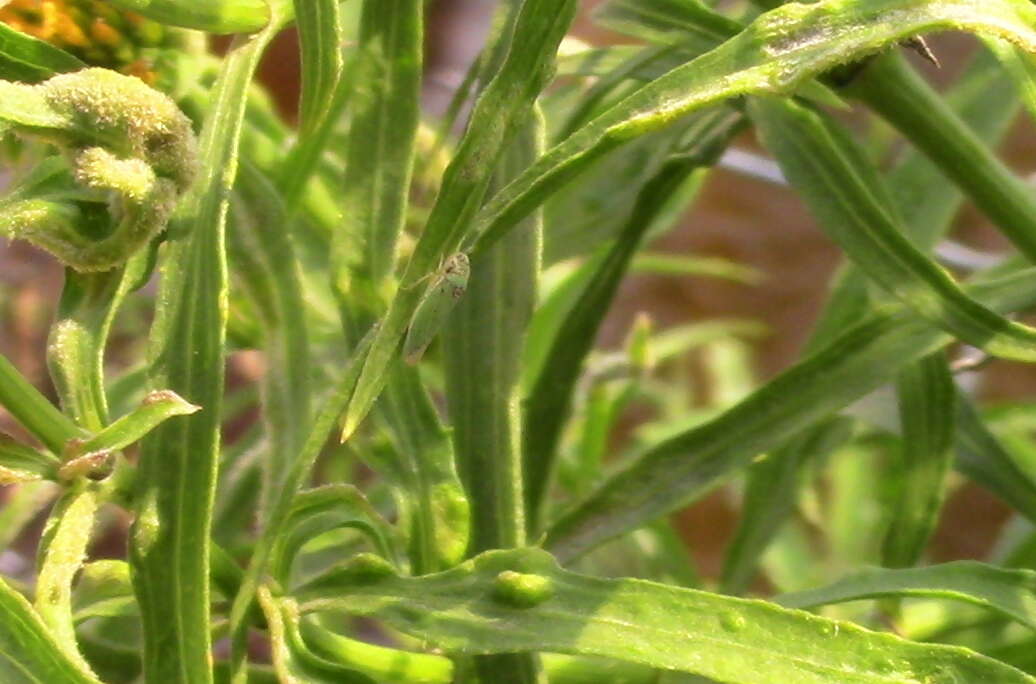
[0,67,197,271]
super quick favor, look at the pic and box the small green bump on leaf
[491,570,554,609]
[718,611,748,633]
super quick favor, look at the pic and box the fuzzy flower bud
[0,67,197,271]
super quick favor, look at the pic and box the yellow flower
[0,0,166,83]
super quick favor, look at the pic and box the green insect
[403,252,471,364]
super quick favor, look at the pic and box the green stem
[378,366,469,575]
[443,111,544,684]
[47,258,148,434]
[0,352,82,453]
[47,270,116,432]
[130,15,288,682]
[848,52,1036,262]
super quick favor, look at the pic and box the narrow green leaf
[751,95,1036,362]
[257,587,375,684]
[229,163,311,523]
[228,328,376,681]
[521,253,606,392]
[0,23,84,82]
[340,0,578,440]
[984,37,1036,123]
[104,0,272,34]
[0,574,100,684]
[44,255,155,476]
[48,269,127,433]
[631,253,762,283]
[593,0,741,48]
[34,487,99,676]
[883,46,1021,251]
[270,485,400,586]
[0,434,59,484]
[848,51,1036,263]
[722,44,1020,596]
[471,0,1036,255]
[721,418,855,595]
[543,124,689,264]
[129,11,289,682]
[0,352,83,454]
[293,0,342,133]
[297,548,1036,683]
[300,619,455,684]
[556,45,645,79]
[276,72,349,214]
[64,390,199,462]
[524,108,743,533]
[882,354,956,568]
[543,268,1036,562]
[442,108,546,684]
[377,365,470,574]
[334,0,421,304]
[554,44,677,143]
[777,561,1036,633]
[955,397,1036,525]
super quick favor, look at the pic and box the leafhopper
[403,252,470,364]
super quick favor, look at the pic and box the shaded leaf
[270,485,400,586]
[340,0,579,440]
[778,561,1036,634]
[0,573,100,683]
[882,354,956,568]
[472,0,1036,253]
[0,23,83,82]
[544,267,1036,562]
[293,0,342,133]
[297,548,1036,683]
[750,95,1036,362]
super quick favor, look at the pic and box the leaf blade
[297,548,1036,684]
[340,0,579,439]
[778,561,1036,634]
[0,574,100,684]
[472,0,1036,254]
[293,0,343,134]
[543,268,1036,562]
[749,94,1036,362]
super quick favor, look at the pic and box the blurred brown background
[3,0,1035,580]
